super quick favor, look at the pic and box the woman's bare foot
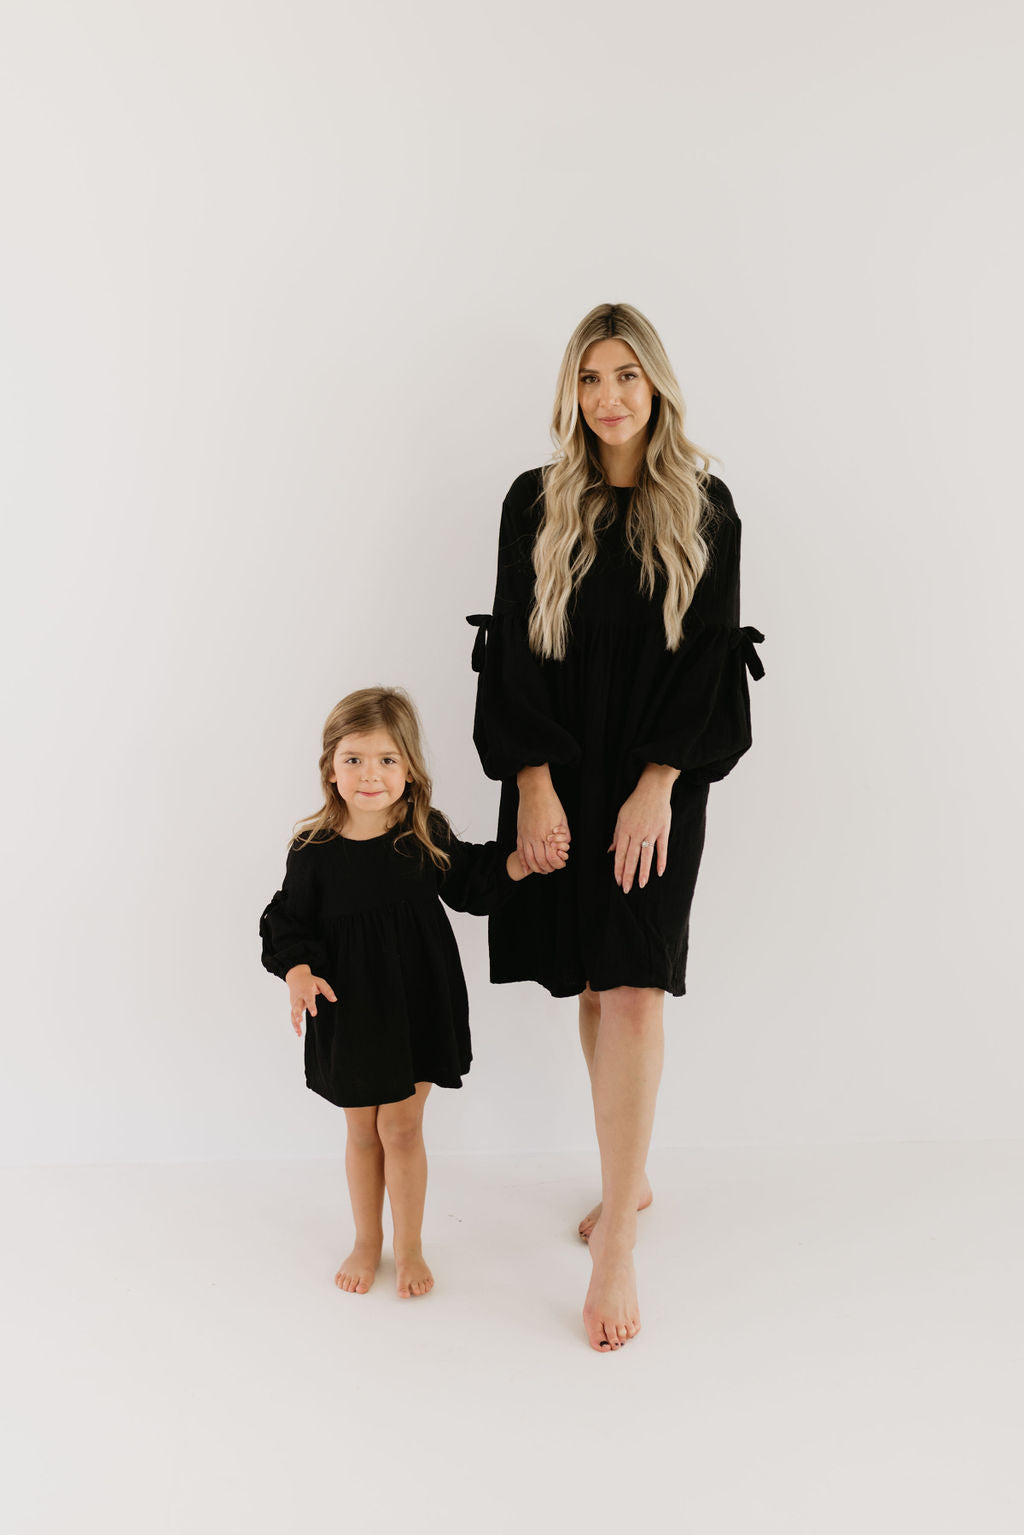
[583,1222,641,1352]
[395,1247,434,1299]
[334,1239,382,1294]
[578,1177,653,1243]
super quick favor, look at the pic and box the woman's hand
[609,764,679,893]
[285,964,338,1038]
[508,830,570,881]
[516,764,571,874]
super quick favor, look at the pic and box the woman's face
[577,339,656,451]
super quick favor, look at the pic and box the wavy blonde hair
[292,687,451,870]
[531,301,717,660]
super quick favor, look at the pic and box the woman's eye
[620,372,637,381]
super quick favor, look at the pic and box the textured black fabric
[259,818,515,1107]
[467,468,764,998]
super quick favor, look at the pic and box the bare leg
[377,1082,434,1298]
[336,1105,385,1293]
[583,986,665,1351]
[577,985,654,1242]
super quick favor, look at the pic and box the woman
[467,302,764,1352]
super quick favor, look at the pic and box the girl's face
[577,339,656,450]
[329,730,413,822]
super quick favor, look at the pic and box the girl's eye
[382,758,397,766]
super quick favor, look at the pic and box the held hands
[609,764,679,894]
[516,764,571,875]
[508,828,570,882]
[284,964,337,1037]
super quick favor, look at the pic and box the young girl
[260,686,568,1300]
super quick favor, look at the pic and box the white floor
[3,1142,1022,1535]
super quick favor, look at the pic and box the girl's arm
[260,843,337,1032]
[440,826,568,915]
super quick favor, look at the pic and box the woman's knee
[601,986,664,1035]
[579,984,602,1021]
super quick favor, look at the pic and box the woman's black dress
[467,468,764,999]
[259,818,515,1107]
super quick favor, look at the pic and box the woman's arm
[516,764,570,875]
[608,763,679,894]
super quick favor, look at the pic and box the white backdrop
[1,0,1020,1166]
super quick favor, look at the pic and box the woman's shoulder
[502,466,546,522]
[703,472,739,523]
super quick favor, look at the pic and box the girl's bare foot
[334,1239,382,1294]
[395,1247,434,1299]
[578,1177,653,1243]
[582,1222,641,1352]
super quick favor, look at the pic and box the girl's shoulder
[287,829,337,861]
[425,807,454,847]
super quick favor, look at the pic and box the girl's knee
[377,1102,424,1151]
[344,1106,381,1151]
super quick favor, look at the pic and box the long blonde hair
[531,301,717,660]
[292,687,451,870]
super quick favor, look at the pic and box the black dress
[467,468,764,999]
[259,817,516,1107]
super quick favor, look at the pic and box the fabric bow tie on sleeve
[731,626,766,681]
[466,614,491,673]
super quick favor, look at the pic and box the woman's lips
[599,415,627,423]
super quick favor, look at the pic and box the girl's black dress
[467,468,764,999]
[259,818,515,1107]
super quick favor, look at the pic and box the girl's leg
[376,1082,433,1298]
[576,985,654,1242]
[336,1104,385,1294]
[583,986,665,1351]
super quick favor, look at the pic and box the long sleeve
[437,828,518,917]
[467,471,581,782]
[630,487,765,786]
[259,842,328,980]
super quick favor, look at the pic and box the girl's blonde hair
[292,687,451,870]
[531,301,717,660]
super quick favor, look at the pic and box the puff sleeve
[630,489,765,785]
[437,827,519,916]
[259,842,328,980]
[467,473,581,782]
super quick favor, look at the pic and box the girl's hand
[509,828,570,881]
[285,964,338,1037]
[517,765,571,875]
[609,765,678,894]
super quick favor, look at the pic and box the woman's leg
[376,1082,434,1298]
[577,985,654,1241]
[336,1104,385,1293]
[583,985,665,1351]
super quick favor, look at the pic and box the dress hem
[487,971,686,1000]
[306,1075,468,1110]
